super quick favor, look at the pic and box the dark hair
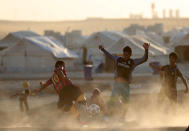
[123,46,132,54]
[169,52,178,60]
[55,61,65,68]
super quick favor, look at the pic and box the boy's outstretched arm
[99,45,119,62]
[149,62,162,71]
[133,43,150,67]
[10,93,21,98]
[35,79,52,93]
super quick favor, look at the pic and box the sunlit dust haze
[1,85,189,130]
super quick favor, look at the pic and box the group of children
[10,41,188,123]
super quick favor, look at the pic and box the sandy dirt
[0,79,188,131]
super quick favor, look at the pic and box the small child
[90,88,107,113]
[11,82,31,112]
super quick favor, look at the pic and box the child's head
[40,81,44,85]
[123,46,132,60]
[23,81,30,89]
[92,88,101,96]
[40,81,44,88]
[169,52,178,65]
[55,61,65,70]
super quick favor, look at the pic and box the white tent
[83,31,122,49]
[107,36,144,57]
[136,31,164,46]
[83,31,124,59]
[0,31,40,48]
[0,36,78,73]
[173,33,189,47]
[107,34,168,57]
[25,36,78,58]
[132,35,169,55]
[170,32,187,45]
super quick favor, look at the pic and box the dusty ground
[0,79,188,131]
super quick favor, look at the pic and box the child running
[35,61,87,122]
[149,52,188,105]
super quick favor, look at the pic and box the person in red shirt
[36,61,87,121]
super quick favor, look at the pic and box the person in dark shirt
[35,61,87,122]
[99,41,150,119]
[149,52,188,104]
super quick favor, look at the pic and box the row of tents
[0,26,188,73]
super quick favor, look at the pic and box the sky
[0,0,188,21]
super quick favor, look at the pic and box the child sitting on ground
[90,88,107,113]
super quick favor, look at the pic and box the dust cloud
[0,83,188,131]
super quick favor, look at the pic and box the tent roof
[137,31,164,45]
[83,31,122,48]
[100,31,123,41]
[107,35,168,57]
[0,36,78,59]
[0,31,40,47]
[25,36,78,59]
[10,31,40,39]
[107,36,145,56]
[132,35,169,55]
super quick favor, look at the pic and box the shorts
[111,82,130,103]
[57,84,84,111]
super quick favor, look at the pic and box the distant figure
[98,38,150,120]
[10,82,31,112]
[149,52,188,105]
[35,61,87,122]
[90,88,107,113]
